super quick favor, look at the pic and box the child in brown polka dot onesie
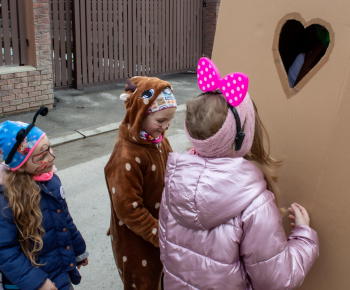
[104,76,177,290]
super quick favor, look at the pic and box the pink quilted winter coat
[159,152,319,290]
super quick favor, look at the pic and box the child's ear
[16,166,25,173]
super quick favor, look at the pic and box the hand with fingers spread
[288,202,310,227]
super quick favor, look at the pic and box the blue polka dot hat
[0,107,48,170]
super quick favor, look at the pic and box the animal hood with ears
[118,76,173,144]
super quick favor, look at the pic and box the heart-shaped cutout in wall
[273,13,333,98]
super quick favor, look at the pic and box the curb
[50,122,121,147]
[50,104,186,147]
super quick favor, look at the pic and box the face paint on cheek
[32,148,55,173]
[34,161,49,173]
[32,153,49,173]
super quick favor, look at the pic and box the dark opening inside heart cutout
[273,13,334,98]
[279,20,329,88]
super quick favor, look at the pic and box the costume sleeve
[240,191,319,290]
[0,195,48,290]
[105,156,159,247]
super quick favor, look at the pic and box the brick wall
[202,0,221,58]
[0,0,54,116]
[0,0,220,116]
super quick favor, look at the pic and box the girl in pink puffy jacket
[159,58,319,290]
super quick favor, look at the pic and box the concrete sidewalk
[0,72,198,147]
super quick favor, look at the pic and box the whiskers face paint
[20,135,56,175]
[32,145,55,173]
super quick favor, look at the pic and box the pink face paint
[32,144,55,173]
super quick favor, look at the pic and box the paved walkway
[0,72,198,147]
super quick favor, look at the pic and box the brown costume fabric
[105,76,174,290]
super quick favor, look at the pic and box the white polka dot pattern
[151,164,156,171]
[135,157,141,164]
[155,202,160,209]
[133,202,138,209]
[152,228,157,235]
[112,187,116,194]
[142,260,147,267]
[197,57,249,107]
[132,284,136,288]
[125,163,131,171]
[119,220,124,226]
[123,256,127,262]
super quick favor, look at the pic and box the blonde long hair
[186,92,227,140]
[186,93,282,206]
[244,101,283,206]
[3,170,44,266]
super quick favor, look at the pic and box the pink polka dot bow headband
[197,57,249,107]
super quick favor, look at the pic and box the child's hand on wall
[288,203,310,227]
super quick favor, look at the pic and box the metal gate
[51,0,203,89]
